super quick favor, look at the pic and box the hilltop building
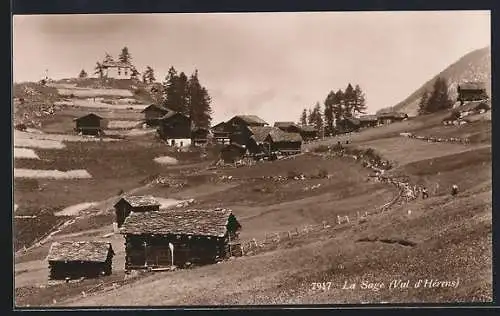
[101,60,133,79]
[73,113,104,136]
[457,82,489,103]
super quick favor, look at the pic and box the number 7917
[311,282,332,291]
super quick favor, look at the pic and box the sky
[12,11,490,124]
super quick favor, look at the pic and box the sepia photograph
[12,11,492,307]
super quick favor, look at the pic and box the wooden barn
[457,82,489,102]
[220,143,247,163]
[265,128,302,155]
[211,122,231,145]
[141,104,171,126]
[337,118,361,133]
[274,122,302,134]
[157,111,192,147]
[191,127,211,147]
[47,241,114,280]
[245,126,274,154]
[120,209,242,270]
[114,195,161,228]
[227,115,268,145]
[377,112,408,125]
[73,113,103,136]
[358,115,379,128]
[299,125,319,142]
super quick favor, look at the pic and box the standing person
[422,187,429,199]
[451,184,458,196]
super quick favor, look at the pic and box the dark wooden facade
[220,143,247,163]
[141,104,170,126]
[274,122,302,134]
[191,127,210,147]
[337,118,361,133]
[47,241,114,280]
[358,115,379,128]
[157,112,192,141]
[74,113,103,136]
[121,209,241,270]
[299,126,319,141]
[265,130,302,155]
[457,82,489,102]
[376,112,408,125]
[114,196,161,228]
[211,122,231,144]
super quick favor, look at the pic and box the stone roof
[299,125,318,132]
[47,241,113,263]
[267,128,303,142]
[247,126,274,143]
[115,195,161,208]
[141,104,170,113]
[233,115,268,125]
[73,113,103,122]
[359,115,378,122]
[458,82,487,91]
[120,208,234,237]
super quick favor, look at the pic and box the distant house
[457,82,489,103]
[358,115,379,128]
[191,127,211,147]
[141,104,171,126]
[337,118,361,133]
[157,111,192,147]
[73,113,104,136]
[120,209,242,270]
[298,125,319,142]
[211,122,231,145]
[220,143,247,163]
[274,122,302,134]
[114,195,161,228]
[47,241,114,280]
[377,112,408,125]
[101,60,133,79]
[265,128,302,155]
[227,115,268,145]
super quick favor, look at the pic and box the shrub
[313,145,330,153]
[287,170,301,179]
[318,168,328,178]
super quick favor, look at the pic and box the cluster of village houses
[45,81,491,280]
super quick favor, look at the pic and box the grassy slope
[14,110,492,306]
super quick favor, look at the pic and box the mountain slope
[379,46,491,116]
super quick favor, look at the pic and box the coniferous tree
[103,53,114,64]
[187,70,213,128]
[162,67,180,111]
[300,109,308,126]
[323,90,336,135]
[343,83,355,117]
[307,108,314,125]
[130,67,140,80]
[311,102,324,133]
[333,89,345,124]
[118,46,132,64]
[78,69,88,79]
[177,72,190,115]
[353,84,367,115]
[418,90,430,115]
[425,77,453,113]
[142,66,156,84]
[94,62,104,78]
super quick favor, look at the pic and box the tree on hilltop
[353,84,367,115]
[421,77,453,114]
[94,62,104,79]
[78,69,88,79]
[418,90,430,115]
[188,70,213,129]
[300,108,308,126]
[142,66,156,84]
[118,46,132,64]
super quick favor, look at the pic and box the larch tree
[300,108,308,126]
[353,84,367,115]
[311,102,324,134]
[187,70,213,129]
[94,62,104,79]
[118,46,132,64]
[142,66,156,84]
[323,90,336,135]
[426,77,453,113]
[343,83,355,117]
[333,89,345,124]
[78,69,88,79]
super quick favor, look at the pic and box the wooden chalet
[337,118,361,133]
[157,111,192,147]
[273,122,302,134]
[377,112,408,125]
[47,241,114,280]
[211,122,231,145]
[227,115,268,145]
[246,126,275,154]
[457,82,489,102]
[191,127,211,147]
[298,125,319,142]
[265,128,302,155]
[114,195,161,228]
[120,209,242,270]
[73,113,103,136]
[220,143,247,163]
[358,115,379,128]
[141,104,171,126]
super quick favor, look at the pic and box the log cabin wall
[124,234,229,270]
